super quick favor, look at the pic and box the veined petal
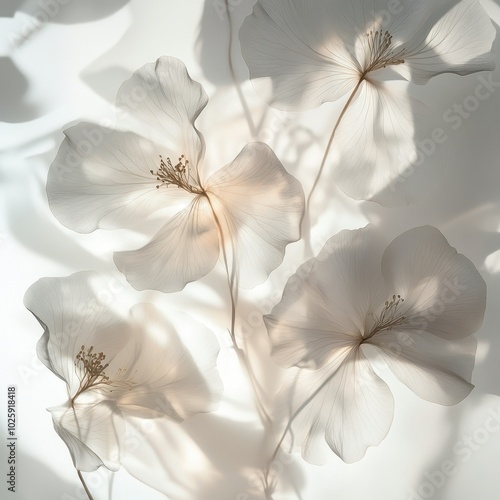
[24,271,130,397]
[368,329,476,405]
[239,0,359,110]
[206,143,304,288]
[49,401,125,472]
[47,124,192,233]
[332,81,446,206]
[114,196,219,292]
[113,303,222,420]
[265,226,388,368]
[116,56,208,174]
[381,226,487,340]
[277,347,394,464]
[402,0,496,84]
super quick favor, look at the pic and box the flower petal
[47,124,192,233]
[24,271,130,397]
[114,196,219,292]
[402,0,496,84]
[116,56,208,173]
[368,329,476,405]
[113,303,222,420]
[206,143,304,288]
[332,80,446,206]
[381,226,487,340]
[239,0,359,110]
[276,347,394,464]
[49,401,125,472]
[265,226,389,368]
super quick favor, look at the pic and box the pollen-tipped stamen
[365,294,406,339]
[364,30,406,74]
[150,154,204,195]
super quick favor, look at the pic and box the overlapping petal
[24,271,129,397]
[368,329,476,405]
[116,56,208,175]
[240,0,495,205]
[206,143,304,288]
[265,226,387,368]
[275,348,394,464]
[381,226,487,340]
[331,81,446,205]
[48,57,303,291]
[24,271,223,471]
[402,0,496,84]
[47,124,193,233]
[239,0,359,110]
[115,303,223,420]
[266,225,486,463]
[114,196,219,292]
[49,401,125,472]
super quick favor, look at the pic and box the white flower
[240,0,496,205]
[24,271,223,472]
[47,57,304,292]
[264,225,486,464]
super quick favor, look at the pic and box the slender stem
[77,470,94,500]
[264,365,341,489]
[301,78,365,259]
[305,78,365,213]
[205,196,272,425]
[225,0,257,138]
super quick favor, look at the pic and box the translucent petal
[381,226,487,340]
[368,329,476,405]
[49,401,125,472]
[206,143,304,288]
[265,226,388,367]
[116,56,208,173]
[276,347,394,464]
[239,0,359,110]
[332,81,446,206]
[113,303,222,420]
[47,124,192,233]
[24,271,130,397]
[402,0,496,84]
[114,196,220,292]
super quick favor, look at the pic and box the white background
[1,0,500,499]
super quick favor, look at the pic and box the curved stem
[77,470,94,500]
[206,196,272,426]
[302,78,365,258]
[305,78,365,212]
[264,366,340,489]
[225,0,257,138]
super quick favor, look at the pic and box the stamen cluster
[150,154,204,194]
[364,30,406,74]
[74,345,110,399]
[365,294,406,339]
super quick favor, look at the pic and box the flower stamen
[364,30,406,74]
[73,345,110,400]
[365,294,406,339]
[150,154,204,195]
[72,345,136,402]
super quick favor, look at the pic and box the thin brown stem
[264,364,342,491]
[77,470,94,500]
[305,78,365,212]
[206,196,272,426]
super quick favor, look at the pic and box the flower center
[150,154,204,195]
[363,30,406,74]
[72,345,135,402]
[364,294,406,340]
